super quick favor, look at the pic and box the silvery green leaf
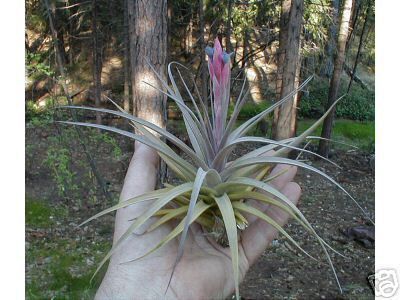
[79,187,172,226]
[213,193,240,299]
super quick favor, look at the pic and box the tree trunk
[241,28,250,70]
[226,0,234,54]
[65,0,74,65]
[92,0,102,125]
[347,0,371,93]
[346,0,362,50]
[272,0,304,140]
[50,1,68,68]
[128,0,167,128]
[318,0,353,157]
[123,0,130,113]
[186,17,193,56]
[320,0,339,78]
[198,0,208,103]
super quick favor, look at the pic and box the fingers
[268,165,298,191]
[241,181,301,266]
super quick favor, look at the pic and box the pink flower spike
[212,38,223,83]
[221,57,231,88]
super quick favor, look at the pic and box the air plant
[61,37,373,298]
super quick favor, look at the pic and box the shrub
[228,101,271,119]
[26,99,54,126]
[299,79,375,121]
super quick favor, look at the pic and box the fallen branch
[344,64,370,90]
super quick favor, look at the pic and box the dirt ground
[25,124,375,299]
[239,147,375,299]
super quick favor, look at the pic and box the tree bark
[241,28,250,70]
[50,1,68,67]
[320,0,339,78]
[346,0,362,50]
[318,0,353,157]
[226,0,234,54]
[186,16,193,56]
[123,0,130,113]
[128,0,167,128]
[92,0,102,125]
[198,0,208,103]
[272,0,304,140]
[347,0,371,93]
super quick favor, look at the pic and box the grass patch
[26,200,110,299]
[26,238,108,299]
[26,198,68,228]
[297,119,375,151]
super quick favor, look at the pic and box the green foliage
[40,127,121,200]
[26,99,54,126]
[90,132,122,159]
[229,101,270,119]
[299,79,375,121]
[26,198,68,228]
[44,143,78,197]
[26,52,54,79]
[231,2,258,40]
[303,0,331,54]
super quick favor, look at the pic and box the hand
[96,142,301,299]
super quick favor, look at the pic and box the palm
[96,144,300,299]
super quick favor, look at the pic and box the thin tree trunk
[292,43,302,134]
[123,0,130,113]
[226,0,234,54]
[346,0,362,50]
[186,16,193,56]
[199,0,208,103]
[65,0,74,65]
[320,0,339,78]
[347,0,371,93]
[318,0,353,157]
[92,0,102,125]
[50,1,67,68]
[272,0,304,140]
[241,28,250,70]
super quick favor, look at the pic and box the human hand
[95,141,301,299]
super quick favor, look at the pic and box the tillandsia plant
[61,38,373,298]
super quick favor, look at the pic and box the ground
[25,122,374,299]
